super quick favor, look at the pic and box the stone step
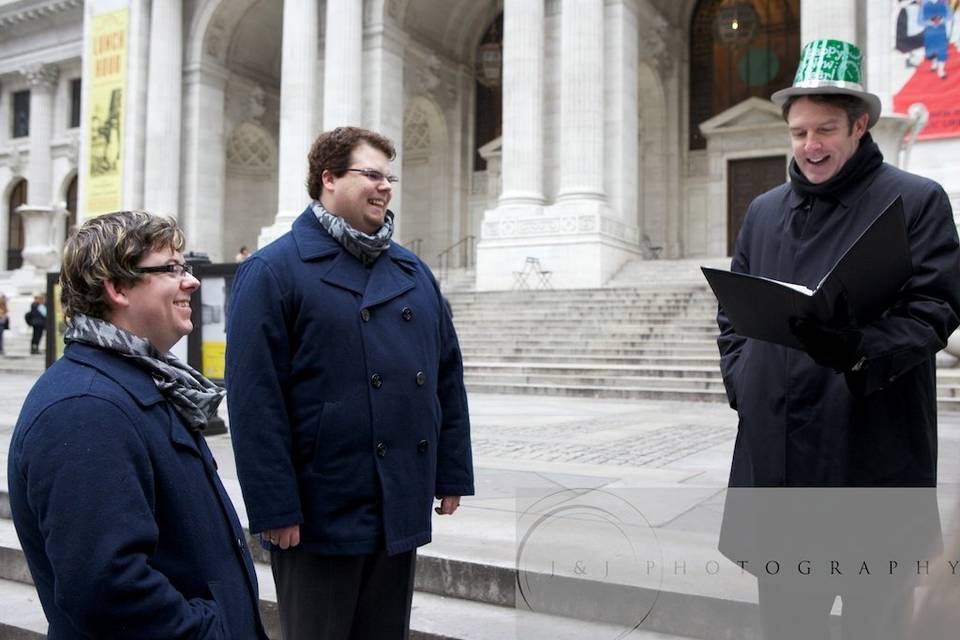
[465,373,725,392]
[460,340,719,354]
[465,381,728,403]
[463,352,720,366]
[0,512,745,640]
[464,362,721,377]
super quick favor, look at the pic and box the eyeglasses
[345,168,399,184]
[135,262,193,277]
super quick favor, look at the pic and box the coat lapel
[361,250,417,308]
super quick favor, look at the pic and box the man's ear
[321,168,338,192]
[853,112,869,140]
[102,279,130,312]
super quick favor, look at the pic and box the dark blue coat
[225,208,474,556]
[8,343,267,639]
[718,162,960,487]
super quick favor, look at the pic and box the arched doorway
[7,179,27,270]
[689,0,801,150]
[65,174,78,240]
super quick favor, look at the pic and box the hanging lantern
[714,0,759,47]
[475,40,502,89]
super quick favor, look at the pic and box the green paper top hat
[771,39,881,129]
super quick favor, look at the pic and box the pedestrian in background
[0,294,9,355]
[26,293,46,355]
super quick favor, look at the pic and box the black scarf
[788,132,884,201]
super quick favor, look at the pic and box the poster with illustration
[893,0,960,138]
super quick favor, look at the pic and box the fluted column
[801,0,857,44]
[21,64,58,207]
[499,0,544,207]
[259,0,319,247]
[323,0,363,129]
[17,64,64,271]
[558,0,604,202]
[143,0,183,216]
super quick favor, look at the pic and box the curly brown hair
[306,127,396,200]
[60,211,185,322]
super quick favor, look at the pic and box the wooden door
[727,156,786,255]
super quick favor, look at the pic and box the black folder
[702,196,912,350]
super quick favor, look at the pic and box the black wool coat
[718,162,960,487]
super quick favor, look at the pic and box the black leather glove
[789,317,864,372]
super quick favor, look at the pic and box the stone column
[499,0,544,207]
[143,0,183,217]
[18,64,65,271]
[259,0,319,247]
[323,0,363,129]
[801,1,857,44]
[557,0,604,202]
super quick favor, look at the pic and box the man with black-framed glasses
[8,210,267,638]
[226,126,474,639]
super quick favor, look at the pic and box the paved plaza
[1,371,959,638]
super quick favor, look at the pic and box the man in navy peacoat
[226,127,474,639]
[8,211,266,639]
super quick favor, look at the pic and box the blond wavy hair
[60,211,184,322]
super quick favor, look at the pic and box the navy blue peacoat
[8,343,267,639]
[718,162,960,487]
[225,207,474,556]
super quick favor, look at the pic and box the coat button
[360,308,371,322]
[416,371,425,386]
[371,373,383,389]
[376,442,387,457]
[401,307,413,321]
[418,439,429,453]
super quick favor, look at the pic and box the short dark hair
[60,211,184,322]
[306,127,396,200]
[781,94,869,134]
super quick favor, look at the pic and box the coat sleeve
[225,257,303,533]
[848,184,960,395]
[716,202,754,411]
[430,278,475,498]
[14,398,228,639]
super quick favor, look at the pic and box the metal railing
[436,235,476,283]
[404,237,423,256]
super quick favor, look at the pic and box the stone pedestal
[871,113,919,168]
[17,206,66,271]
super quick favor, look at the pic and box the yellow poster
[202,341,226,380]
[84,8,128,217]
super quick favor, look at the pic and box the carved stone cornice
[20,63,59,90]
[0,0,82,32]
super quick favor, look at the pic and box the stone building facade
[1,0,958,290]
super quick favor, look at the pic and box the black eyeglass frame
[344,168,400,184]
[135,263,194,276]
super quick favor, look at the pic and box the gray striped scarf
[311,200,394,266]
[64,314,224,432]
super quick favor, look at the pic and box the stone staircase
[447,258,960,412]
[0,450,702,640]
[0,332,44,377]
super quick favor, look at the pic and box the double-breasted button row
[401,307,413,321]
[360,308,371,322]
[371,373,383,389]
[417,439,429,453]
[376,442,387,457]
[416,371,426,386]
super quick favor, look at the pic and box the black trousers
[271,547,416,640]
[30,325,44,351]
[758,577,914,640]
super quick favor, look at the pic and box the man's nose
[182,272,201,292]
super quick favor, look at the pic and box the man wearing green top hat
[716,39,960,638]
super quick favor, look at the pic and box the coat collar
[65,342,201,455]
[64,342,165,407]
[290,206,420,304]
